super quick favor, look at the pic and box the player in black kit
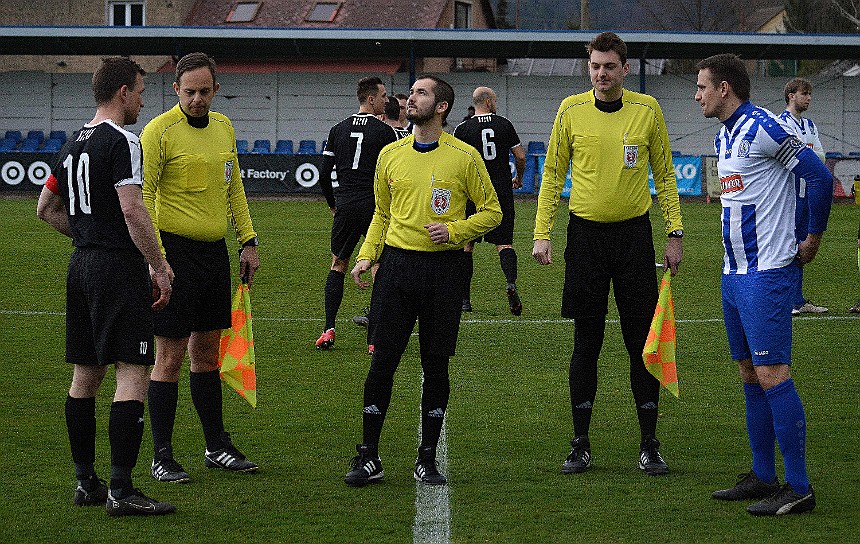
[316,76,399,349]
[453,86,526,315]
[37,57,176,516]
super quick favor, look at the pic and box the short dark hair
[394,93,408,101]
[784,77,812,104]
[357,76,384,103]
[175,52,217,85]
[92,57,145,105]
[384,96,400,120]
[416,74,454,122]
[587,32,627,64]
[697,54,750,102]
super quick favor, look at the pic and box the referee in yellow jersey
[141,52,259,483]
[344,75,502,488]
[533,33,684,477]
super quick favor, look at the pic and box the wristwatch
[668,230,684,238]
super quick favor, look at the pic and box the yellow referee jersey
[534,90,683,239]
[141,103,256,247]
[358,132,502,262]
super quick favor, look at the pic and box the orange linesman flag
[643,270,679,398]
[218,283,257,407]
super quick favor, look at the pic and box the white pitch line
[413,372,451,544]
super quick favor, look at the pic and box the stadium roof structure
[1,26,860,61]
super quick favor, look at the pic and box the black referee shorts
[561,213,659,320]
[368,246,465,359]
[66,247,154,366]
[331,200,375,260]
[154,231,231,338]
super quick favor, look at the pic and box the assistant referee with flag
[533,32,684,476]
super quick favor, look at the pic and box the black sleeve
[319,153,336,209]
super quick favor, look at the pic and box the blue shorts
[721,264,797,366]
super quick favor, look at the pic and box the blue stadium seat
[298,139,317,154]
[321,139,327,153]
[825,151,843,159]
[527,141,546,155]
[252,139,271,153]
[18,138,42,152]
[4,130,22,143]
[26,130,44,143]
[41,138,63,153]
[274,139,294,154]
[848,152,860,157]
[0,138,17,152]
[236,139,249,154]
[49,130,67,143]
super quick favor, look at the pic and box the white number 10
[63,152,92,215]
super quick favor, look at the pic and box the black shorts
[331,200,375,260]
[368,246,464,358]
[561,213,658,320]
[66,247,154,366]
[465,187,514,246]
[154,231,231,338]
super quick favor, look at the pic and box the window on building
[108,1,145,27]
[226,2,261,23]
[306,2,341,22]
[454,1,471,28]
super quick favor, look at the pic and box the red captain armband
[44,174,60,194]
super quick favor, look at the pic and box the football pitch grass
[2,196,859,543]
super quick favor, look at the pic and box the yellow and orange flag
[643,270,679,398]
[218,283,257,407]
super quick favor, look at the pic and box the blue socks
[765,378,809,494]
[743,383,777,484]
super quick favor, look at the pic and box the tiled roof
[185,0,491,29]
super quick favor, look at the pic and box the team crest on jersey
[720,173,744,194]
[623,145,638,168]
[431,187,452,215]
[224,160,234,183]
[737,139,751,158]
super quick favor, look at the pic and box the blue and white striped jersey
[715,101,809,275]
[778,110,825,162]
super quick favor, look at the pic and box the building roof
[185,0,496,29]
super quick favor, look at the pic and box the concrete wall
[1,70,858,156]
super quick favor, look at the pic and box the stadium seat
[236,139,249,154]
[848,152,860,157]
[274,139,294,154]
[26,130,44,142]
[18,138,42,152]
[49,130,67,143]
[298,140,317,154]
[321,139,327,153]
[252,139,271,153]
[0,138,17,152]
[4,130,22,143]
[825,151,843,159]
[527,141,546,155]
[41,138,63,153]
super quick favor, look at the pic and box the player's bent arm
[37,185,72,237]
[792,147,833,235]
[117,185,172,274]
[512,145,526,188]
[319,153,337,209]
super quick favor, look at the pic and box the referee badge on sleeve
[224,160,234,183]
[624,145,639,168]
[431,187,452,215]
